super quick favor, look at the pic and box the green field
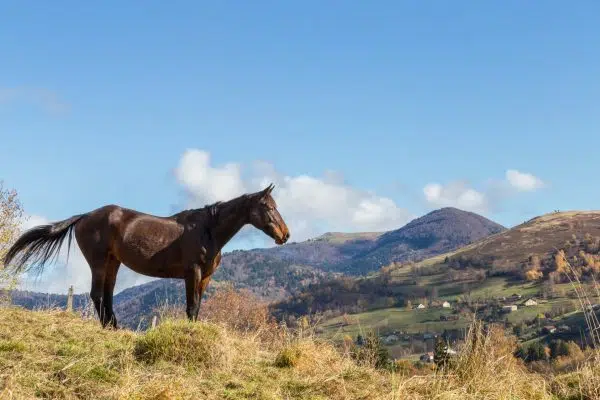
[319,307,469,340]
[316,275,597,352]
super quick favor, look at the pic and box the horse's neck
[212,201,249,251]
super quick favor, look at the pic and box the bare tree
[0,182,25,303]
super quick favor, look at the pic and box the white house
[442,301,451,308]
[416,303,426,309]
[524,298,538,307]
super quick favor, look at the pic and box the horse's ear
[261,183,275,197]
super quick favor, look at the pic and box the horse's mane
[171,193,253,224]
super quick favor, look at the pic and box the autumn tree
[553,250,568,275]
[0,183,25,302]
[524,254,543,281]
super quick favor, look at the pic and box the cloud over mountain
[174,149,414,244]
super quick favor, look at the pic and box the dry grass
[1,305,600,400]
[0,283,598,399]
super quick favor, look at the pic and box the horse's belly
[113,229,185,279]
[121,260,186,279]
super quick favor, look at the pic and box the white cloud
[505,169,545,192]
[422,169,546,215]
[175,150,246,204]
[0,87,70,115]
[16,215,156,295]
[175,149,414,244]
[423,181,488,214]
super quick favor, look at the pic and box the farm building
[442,301,451,308]
[502,305,518,312]
[523,298,538,306]
[416,303,426,309]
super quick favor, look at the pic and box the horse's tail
[3,214,87,276]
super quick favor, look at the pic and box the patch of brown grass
[3,305,600,399]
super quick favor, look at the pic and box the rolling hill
[272,210,600,346]
[8,207,506,329]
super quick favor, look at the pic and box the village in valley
[313,272,593,364]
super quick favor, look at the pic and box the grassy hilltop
[1,305,599,400]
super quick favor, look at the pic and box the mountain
[340,207,506,274]
[272,210,600,319]
[8,207,506,329]
[9,289,91,311]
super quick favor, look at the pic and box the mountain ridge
[271,209,600,321]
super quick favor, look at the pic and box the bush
[134,319,232,369]
[274,346,302,368]
[201,285,274,332]
[350,331,391,369]
[393,359,417,376]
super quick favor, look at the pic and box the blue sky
[2,1,600,254]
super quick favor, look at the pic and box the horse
[3,184,290,329]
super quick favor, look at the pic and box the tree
[541,279,556,299]
[356,334,364,346]
[512,323,525,337]
[526,342,548,362]
[434,336,451,369]
[430,286,439,302]
[524,255,543,281]
[0,183,24,303]
[554,250,568,275]
[549,339,570,359]
[352,331,390,369]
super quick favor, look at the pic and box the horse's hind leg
[102,256,120,329]
[74,212,118,329]
[78,242,116,328]
[88,262,107,326]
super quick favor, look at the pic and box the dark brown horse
[3,184,289,328]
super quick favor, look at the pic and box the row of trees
[516,339,583,363]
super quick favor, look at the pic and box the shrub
[350,331,390,369]
[393,359,417,376]
[134,319,232,369]
[274,346,302,368]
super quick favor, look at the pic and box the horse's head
[248,184,290,245]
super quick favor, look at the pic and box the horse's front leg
[184,264,202,321]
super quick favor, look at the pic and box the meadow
[1,287,599,400]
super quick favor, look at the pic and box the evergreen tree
[356,334,364,346]
[352,331,390,369]
[434,337,450,368]
[526,342,548,362]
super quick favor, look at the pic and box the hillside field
[315,274,597,357]
[1,306,599,400]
